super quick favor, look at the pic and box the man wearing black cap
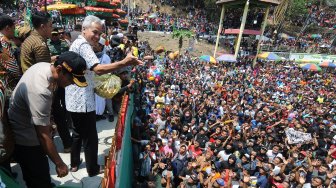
[8,52,87,188]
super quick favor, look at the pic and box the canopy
[200,55,216,63]
[320,60,336,68]
[61,7,85,15]
[84,6,114,12]
[111,0,121,4]
[216,54,237,62]
[45,2,77,11]
[257,52,281,61]
[115,9,127,16]
[299,63,322,71]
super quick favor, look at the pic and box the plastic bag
[94,74,121,98]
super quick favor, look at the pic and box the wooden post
[234,0,250,59]
[253,5,270,66]
[44,0,47,12]
[214,5,225,58]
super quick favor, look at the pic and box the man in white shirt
[66,15,143,176]
[266,145,283,162]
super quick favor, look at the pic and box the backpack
[172,154,187,176]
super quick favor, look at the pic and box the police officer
[47,28,69,56]
[48,28,72,153]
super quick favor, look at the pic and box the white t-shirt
[266,150,283,161]
[218,150,231,161]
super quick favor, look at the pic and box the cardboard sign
[285,128,312,144]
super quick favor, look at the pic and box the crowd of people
[128,5,218,38]
[126,1,335,54]
[262,2,336,54]
[131,45,336,187]
[0,1,336,188]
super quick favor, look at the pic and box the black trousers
[70,111,99,175]
[52,88,72,149]
[14,145,52,188]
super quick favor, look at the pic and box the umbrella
[311,34,321,39]
[319,60,336,68]
[216,54,237,62]
[199,55,216,63]
[299,63,322,71]
[45,2,78,11]
[149,13,158,18]
[257,52,281,61]
[155,46,165,53]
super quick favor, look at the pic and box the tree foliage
[172,29,194,53]
[287,0,308,20]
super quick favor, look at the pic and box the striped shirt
[20,30,51,73]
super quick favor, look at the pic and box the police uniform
[47,39,69,56]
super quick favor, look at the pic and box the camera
[109,35,125,62]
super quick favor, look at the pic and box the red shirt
[330,145,336,159]
[189,145,202,158]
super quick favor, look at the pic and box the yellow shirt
[132,46,139,57]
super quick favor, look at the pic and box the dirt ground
[137,31,226,57]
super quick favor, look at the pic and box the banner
[289,53,336,62]
[285,128,312,144]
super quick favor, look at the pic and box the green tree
[287,0,308,20]
[172,29,194,54]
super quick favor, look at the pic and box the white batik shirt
[65,35,99,113]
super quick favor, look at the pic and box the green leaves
[172,29,194,39]
[171,29,194,53]
[287,0,308,20]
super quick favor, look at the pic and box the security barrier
[102,94,134,188]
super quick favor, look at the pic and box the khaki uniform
[47,39,69,56]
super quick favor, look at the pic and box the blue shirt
[257,175,268,188]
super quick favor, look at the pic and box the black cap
[55,51,87,87]
[110,35,121,47]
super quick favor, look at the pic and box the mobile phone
[299,170,306,177]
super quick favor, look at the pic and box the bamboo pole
[214,5,225,58]
[234,0,250,59]
[253,5,270,66]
